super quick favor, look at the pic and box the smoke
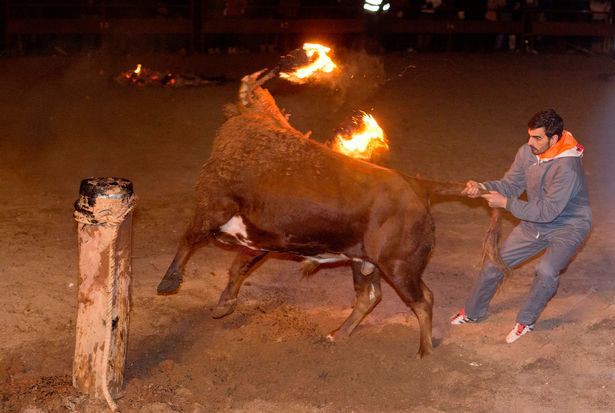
[292,49,386,112]
[328,49,386,110]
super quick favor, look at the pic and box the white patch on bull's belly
[305,253,350,265]
[218,215,255,248]
[304,255,376,276]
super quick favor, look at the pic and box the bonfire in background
[116,64,226,87]
[332,111,389,161]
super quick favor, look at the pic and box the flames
[279,43,338,83]
[276,43,388,161]
[332,112,388,160]
[119,44,392,162]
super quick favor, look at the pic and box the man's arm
[506,161,580,223]
[482,146,529,198]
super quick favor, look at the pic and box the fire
[123,63,147,82]
[118,64,225,87]
[279,43,338,83]
[333,112,388,160]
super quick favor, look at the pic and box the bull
[156,70,500,357]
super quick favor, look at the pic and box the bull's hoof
[211,299,237,319]
[416,346,433,359]
[157,270,182,295]
[325,328,351,343]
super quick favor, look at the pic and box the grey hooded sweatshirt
[483,134,592,243]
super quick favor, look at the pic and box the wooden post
[73,177,135,412]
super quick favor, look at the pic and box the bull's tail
[407,176,467,197]
[403,174,510,277]
[482,209,510,277]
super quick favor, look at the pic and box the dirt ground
[1,51,614,413]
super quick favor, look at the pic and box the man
[362,0,391,53]
[451,109,592,343]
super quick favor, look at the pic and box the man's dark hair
[528,109,564,138]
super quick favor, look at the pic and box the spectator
[363,0,392,53]
[455,0,489,51]
[590,0,611,21]
[590,0,612,52]
[416,0,444,51]
[279,0,300,18]
[225,0,247,17]
[486,0,507,51]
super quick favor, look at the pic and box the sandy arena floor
[0,51,614,412]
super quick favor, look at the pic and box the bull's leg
[212,248,268,319]
[327,261,382,341]
[410,279,434,358]
[379,261,434,358]
[158,196,238,295]
[157,227,210,295]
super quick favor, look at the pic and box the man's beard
[530,146,546,155]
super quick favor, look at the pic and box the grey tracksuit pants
[464,224,587,325]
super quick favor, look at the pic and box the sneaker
[505,322,535,344]
[450,308,477,325]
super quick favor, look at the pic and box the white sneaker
[450,308,477,325]
[505,322,535,343]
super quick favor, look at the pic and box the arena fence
[1,1,613,53]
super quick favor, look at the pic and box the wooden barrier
[1,4,613,53]
[6,17,192,35]
[531,21,615,37]
[382,19,524,35]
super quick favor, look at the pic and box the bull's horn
[239,68,279,107]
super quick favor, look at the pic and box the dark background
[1,0,614,55]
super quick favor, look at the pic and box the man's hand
[481,191,507,209]
[462,180,484,198]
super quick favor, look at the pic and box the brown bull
[156,72,496,357]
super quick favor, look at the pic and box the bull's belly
[216,214,362,261]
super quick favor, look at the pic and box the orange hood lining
[539,130,581,160]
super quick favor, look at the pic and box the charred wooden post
[72,177,136,412]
